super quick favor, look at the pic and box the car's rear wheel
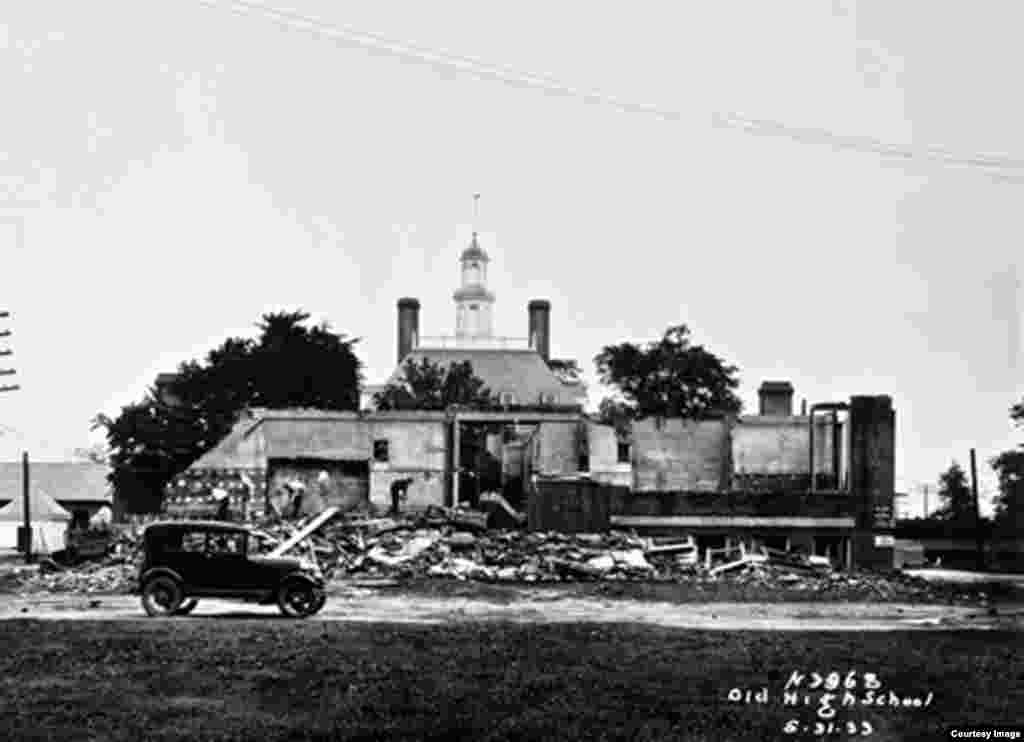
[173,598,199,616]
[141,576,184,617]
[277,580,323,618]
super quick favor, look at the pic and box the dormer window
[499,391,517,406]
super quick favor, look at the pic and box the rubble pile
[16,559,139,595]
[711,563,956,602]
[0,507,984,604]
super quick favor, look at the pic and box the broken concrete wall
[259,418,371,460]
[369,419,448,510]
[587,422,632,487]
[608,489,857,519]
[528,477,612,533]
[731,417,836,476]
[631,418,729,492]
[532,422,582,476]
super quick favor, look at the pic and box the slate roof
[0,462,112,506]
[0,486,72,522]
[390,348,584,407]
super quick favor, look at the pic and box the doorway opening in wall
[757,533,791,552]
[69,508,90,531]
[695,534,727,554]
[458,422,504,510]
[813,534,846,565]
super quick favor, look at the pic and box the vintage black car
[137,521,326,618]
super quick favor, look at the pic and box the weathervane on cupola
[454,193,496,340]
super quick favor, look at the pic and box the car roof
[144,520,253,534]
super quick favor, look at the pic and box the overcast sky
[1,1,1022,515]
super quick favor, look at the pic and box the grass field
[0,620,1020,741]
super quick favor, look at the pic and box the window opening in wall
[499,392,516,406]
[470,304,479,310]
[373,439,390,463]
[578,453,590,471]
[617,442,631,464]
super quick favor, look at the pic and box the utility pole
[969,448,985,571]
[922,484,929,519]
[21,451,31,563]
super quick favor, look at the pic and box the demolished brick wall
[164,468,268,520]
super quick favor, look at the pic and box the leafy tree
[594,324,742,420]
[547,358,586,394]
[93,311,362,513]
[596,397,636,439]
[991,448,1024,531]
[373,358,497,411]
[72,443,111,465]
[990,396,1024,532]
[931,462,976,524]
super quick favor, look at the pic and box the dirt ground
[3,584,1022,631]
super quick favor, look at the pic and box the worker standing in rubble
[212,488,230,521]
[289,480,307,519]
[390,477,414,516]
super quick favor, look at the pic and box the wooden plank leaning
[268,507,341,558]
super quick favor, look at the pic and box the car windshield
[206,531,246,556]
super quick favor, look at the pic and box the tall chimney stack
[397,298,420,364]
[758,381,794,416]
[528,300,551,362]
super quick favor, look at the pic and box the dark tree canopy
[547,359,583,385]
[596,397,636,439]
[990,396,1024,531]
[594,324,742,420]
[373,358,498,411]
[931,461,976,524]
[93,311,362,513]
[991,448,1024,531]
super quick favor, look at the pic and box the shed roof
[0,462,111,506]
[0,484,73,522]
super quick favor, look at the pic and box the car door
[203,530,256,594]
[173,529,212,588]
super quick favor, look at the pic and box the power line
[197,0,1024,183]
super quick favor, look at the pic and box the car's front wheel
[277,579,324,618]
[141,576,184,617]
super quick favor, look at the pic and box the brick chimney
[397,298,420,364]
[758,381,794,416]
[528,300,551,362]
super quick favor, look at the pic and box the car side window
[207,532,245,556]
[181,532,207,553]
